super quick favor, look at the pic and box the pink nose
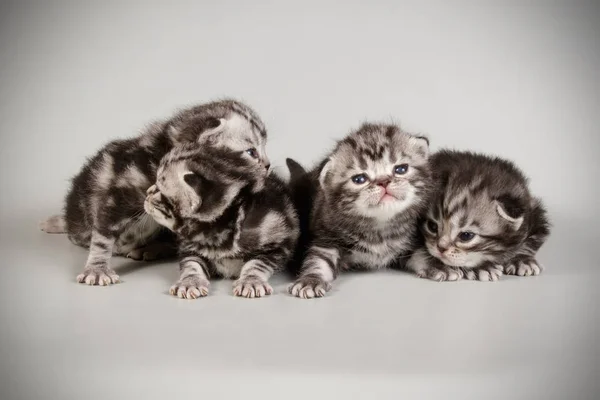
[437,244,448,253]
[375,178,390,188]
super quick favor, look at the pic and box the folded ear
[183,172,203,194]
[318,157,334,188]
[168,117,225,144]
[408,135,429,159]
[181,172,204,215]
[495,194,525,231]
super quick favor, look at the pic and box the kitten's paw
[464,264,503,282]
[505,258,542,277]
[232,278,273,298]
[289,277,331,299]
[169,277,210,299]
[76,267,120,286]
[419,266,463,282]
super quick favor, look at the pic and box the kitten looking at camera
[144,143,299,299]
[41,99,269,286]
[287,123,431,299]
[406,150,550,282]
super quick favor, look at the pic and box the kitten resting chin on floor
[144,143,299,299]
[407,150,550,282]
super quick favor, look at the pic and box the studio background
[0,1,598,399]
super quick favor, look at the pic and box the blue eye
[394,164,409,175]
[351,174,368,184]
[245,148,259,159]
[458,231,476,242]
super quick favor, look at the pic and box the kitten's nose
[374,178,390,187]
[264,163,271,171]
[437,244,448,253]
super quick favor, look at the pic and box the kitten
[287,123,431,298]
[406,150,550,282]
[41,99,269,286]
[144,144,299,299]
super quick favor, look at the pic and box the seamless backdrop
[0,1,598,400]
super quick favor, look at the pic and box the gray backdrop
[0,1,598,399]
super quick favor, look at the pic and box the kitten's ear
[495,195,525,231]
[183,172,204,195]
[318,158,334,188]
[168,117,225,143]
[408,135,430,159]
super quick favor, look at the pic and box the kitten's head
[144,144,269,228]
[168,99,270,172]
[422,153,530,267]
[318,123,430,222]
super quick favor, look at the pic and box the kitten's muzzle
[374,178,391,187]
[144,187,168,215]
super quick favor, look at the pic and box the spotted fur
[287,123,432,298]
[406,150,551,282]
[43,99,268,286]
[144,144,299,299]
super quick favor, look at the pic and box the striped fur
[406,150,551,282]
[288,123,432,298]
[144,144,299,299]
[43,99,268,286]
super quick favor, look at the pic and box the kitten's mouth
[144,198,168,216]
[378,192,397,204]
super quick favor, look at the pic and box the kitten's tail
[286,158,307,183]
[39,214,67,234]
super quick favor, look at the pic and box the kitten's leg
[289,246,340,299]
[76,230,120,285]
[233,249,288,298]
[406,248,463,282]
[39,214,67,234]
[504,198,549,277]
[462,264,504,282]
[170,256,211,299]
[505,198,550,277]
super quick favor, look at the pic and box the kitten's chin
[378,194,397,204]
[357,198,415,222]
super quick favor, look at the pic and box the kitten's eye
[394,164,409,175]
[351,174,368,184]
[458,231,476,242]
[245,148,259,159]
[427,220,438,233]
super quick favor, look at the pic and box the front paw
[76,267,120,286]
[463,264,503,282]
[232,277,273,298]
[505,258,542,277]
[169,276,210,299]
[418,265,463,282]
[289,276,331,299]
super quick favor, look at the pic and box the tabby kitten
[288,123,431,299]
[144,144,299,299]
[41,99,269,286]
[406,150,550,282]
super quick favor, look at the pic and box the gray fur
[406,150,551,282]
[43,99,268,286]
[288,123,432,298]
[144,144,299,299]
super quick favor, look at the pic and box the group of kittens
[40,99,550,299]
